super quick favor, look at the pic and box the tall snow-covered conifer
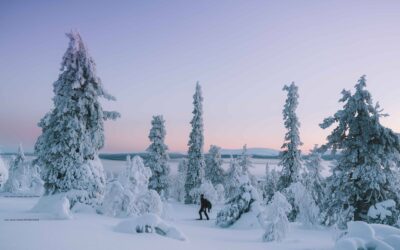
[34,32,120,206]
[320,75,400,225]
[277,82,302,191]
[145,115,170,197]
[205,145,224,185]
[184,82,206,204]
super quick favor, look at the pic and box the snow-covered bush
[259,163,279,205]
[288,182,320,227]
[0,156,8,189]
[303,145,325,210]
[368,200,398,226]
[205,145,224,185]
[115,213,187,241]
[184,83,206,204]
[100,156,162,217]
[224,157,243,199]
[262,191,292,242]
[145,115,170,197]
[238,145,253,175]
[334,221,400,250]
[189,180,218,205]
[135,190,163,216]
[215,184,225,204]
[170,159,187,202]
[216,175,259,228]
[3,145,43,195]
[238,144,258,186]
[34,31,119,207]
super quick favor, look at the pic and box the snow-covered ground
[0,157,336,250]
[0,196,334,250]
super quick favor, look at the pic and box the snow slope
[0,196,334,250]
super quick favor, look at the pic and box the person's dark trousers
[199,208,209,220]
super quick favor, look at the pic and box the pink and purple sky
[1,0,400,153]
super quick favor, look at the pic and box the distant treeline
[0,152,337,161]
[98,153,338,161]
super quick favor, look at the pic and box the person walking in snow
[198,194,212,220]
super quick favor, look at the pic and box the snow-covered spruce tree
[277,82,303,191]
[171,159,188,202]
[4,144,43,195]
[303,145,325,210]
[184,82,206,204]
[145,115,170,197]
[238,144,253,175]
[34,32,120,206]
[238,144,258,186]
[262,191,292,242]
[319,75,400,226]
[224,156,243,199]
[205,145,224,185]
[277,82,303,221]
[101,156,162,217]
[216,174,260,227]
[260,163,279,205]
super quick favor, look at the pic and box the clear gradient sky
[1,0,400,153]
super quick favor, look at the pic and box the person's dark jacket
[200,197,212,212]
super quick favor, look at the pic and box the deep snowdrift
[335,221,400,250]
[31,193,72,219]
[115,213,187,241]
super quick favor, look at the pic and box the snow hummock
[334,221,400,250]
[115,213,187,241]
[31,193,72,220]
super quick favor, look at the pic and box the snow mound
[335,221,400,250]
[230,209,261,230]
[31,193,72,219]
[115,213,187,241]
[370,223,400,238]
[347,220,375,239]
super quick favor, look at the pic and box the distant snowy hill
[221,148,280,157]
[98,148,280,161]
